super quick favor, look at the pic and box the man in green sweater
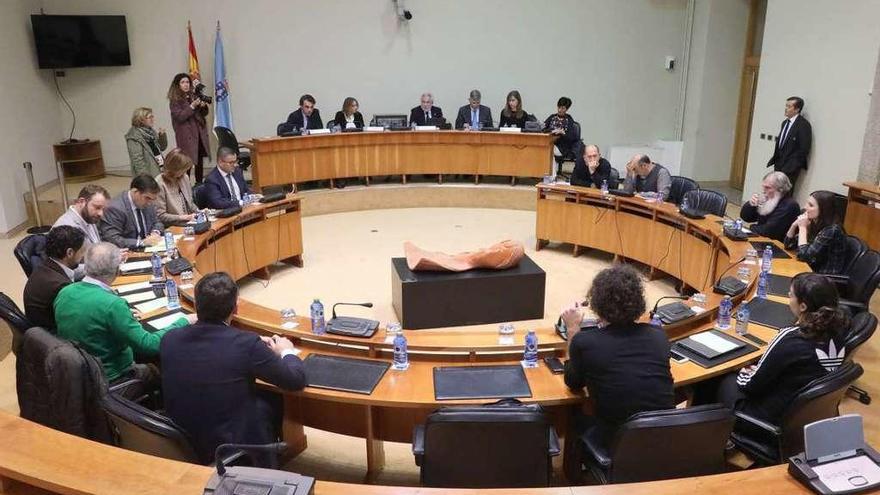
[54,242,195,394]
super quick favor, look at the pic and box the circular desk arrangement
[131,182,809,481]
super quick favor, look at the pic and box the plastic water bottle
[735,303,750,335]
[650,314,663,327]
[150,252,163,279]
[757,270,769,299]
[735,219,743,233]
[717,295,732,330]
[762,245,773,273]
[164,231,175,251]
[737,266,752,282]
[280,308,298,329]
[165,279,180,310]
[523,330,538,367]
[600,179,609,196]
[310,299,326,335]
[680,194,690,212]
[392,332,409,370]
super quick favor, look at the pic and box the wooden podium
[843,181,880,250]
[53,139,105,183]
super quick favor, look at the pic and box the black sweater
[740,195,800,242]
[571,156,612,189]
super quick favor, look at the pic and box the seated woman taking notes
[333,97,365,129]
[498,90,529,129]
[155,148,198,226]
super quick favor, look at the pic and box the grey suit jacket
[455,104,493,129]
[99,191,163,249]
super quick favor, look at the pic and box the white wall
[742,0,880,203]
[0,0,63,233]
[40,0,689,172]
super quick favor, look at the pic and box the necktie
[226,174,237,200]
[303,115,308,129]
[471,109,478,127]
[135,208,146,238]
[425,111,429,122]
[779,120,791,148]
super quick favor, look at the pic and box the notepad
[135,297,168,314]
[812,455,880,491]
[499,127,522,133]
[690,332,740,354]
[146,311,187,331]
[120,260,153,272]
[415,125,438,131]
[364,126,385,132]
[115,281,152,294]
[122,291,158,304]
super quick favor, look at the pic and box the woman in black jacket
[333,97,364,129]
[499,90,528,128]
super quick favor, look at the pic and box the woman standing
[125,107,168,177]
[155,148,198,226]
[168,73,210,183]
[333,97,365,129]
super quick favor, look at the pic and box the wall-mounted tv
[31,15,131,69]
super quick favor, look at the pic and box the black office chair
[668,176,699,205]
[214,126,251,171]
[608,167,621,190]
[841,311,877,404]
[842,235,867,274]
[0,292,33,357]
[826,249,880,314]
[581,404,734,484]
[683,189,728,217]
[554,126,582,176]
[833,192,848,225]
[412,401,560,488]
[730,361,864,465]
[192,182,208,209]
[14,233,47,277]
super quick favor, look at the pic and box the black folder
[747,297,798,330]
[749,241,792,259]
[672,330,758,368]
[433,365,532,400]
[766,273,795,297]
[303,354,390,395]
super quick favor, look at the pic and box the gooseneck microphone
[712,256,749,296]
[650,295,690,319]
[214,442,287,475]
[331,302,373,319]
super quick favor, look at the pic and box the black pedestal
[391,255,546,329]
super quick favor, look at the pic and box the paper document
[690,332,739,354]
[146,312,187,331]
[812,455,880,491]
[122,292,158,304]
[120,260,153,272]
[115,281,151,294]
[135,297,169,314]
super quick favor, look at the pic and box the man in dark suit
[409,92,444,126]
[160,272,307,466]
[454,89,493,129]
[740,171,800,242]
[23,226,85,330]
[281,94,323,134]
[99,174,164,249]
[202,147,250,210]
[766,96,812,188]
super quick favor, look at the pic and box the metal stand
[54,157,70,208]
[24,162,51,234]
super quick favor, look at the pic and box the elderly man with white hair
[54,242,195,395]
[409,92,444,126]
[740,171,801,241]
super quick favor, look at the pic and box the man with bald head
[571,143,613,189]
[622,154,672,201]
[409,92,444,126]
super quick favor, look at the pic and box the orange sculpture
[404,240,525,272]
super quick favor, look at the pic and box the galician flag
[213,21,233,130]
[186,21,200,81]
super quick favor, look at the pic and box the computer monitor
[372,114,408,128]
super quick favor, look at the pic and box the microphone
[214,442,287,475]
[650,295,689,319]
[712,256,749,296]
[331,301,373,319]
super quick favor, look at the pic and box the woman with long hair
[499,90,529,128]
[784,190,848,274]
[125,107,167,177]
[168,73,210,183]
[155,148,198,226]
[333,97,364,129]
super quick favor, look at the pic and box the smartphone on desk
[670,349,689,364]
[544,356,565,374]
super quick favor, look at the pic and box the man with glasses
[409,92,444,126]
[99,174,164,249]
[454,89,493,130]
[202,146,250,210]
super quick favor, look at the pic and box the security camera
[393,0,413,21]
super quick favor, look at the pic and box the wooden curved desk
[249,130,554,189]
[0,411,817,495]
[157,185,808,480]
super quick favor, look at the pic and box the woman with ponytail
[703,273,849,425]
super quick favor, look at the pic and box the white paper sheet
[812,455,880,492]
[146,311,187,330]
[120,260,153,272]
[690,332,739,353]
[115,281,152,294]
[135,297,169,313]
[121,292,158,304]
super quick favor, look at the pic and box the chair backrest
[607,404,734,483]
[15,327,114,443]
[421,403,553,488]
[832,192,848,224]
[608,167,620,190]
[0,292,33,356]
[213,126,238,150]
[192,182,208,210]
[102,392,199,462]
[14,234,47,277]
[668,176,699,205]
[841,311,877,360]
[684,189,728,217]
[845,250,880,304]
[780,361,864,458]
[572,121,582,141]
[843,235,867,273]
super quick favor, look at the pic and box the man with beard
[52,184,110,246]
[740,171,800,241]
[23,226,85,330]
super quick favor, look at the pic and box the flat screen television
[31,14,131,69]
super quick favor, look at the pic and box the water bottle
[523,330,538,367]
[310,299,326,335]
[762,245,773,273]
[164,231,175,251]
[757,270,769,299]
[280,308,298,329]
[150,252,163,280]
[717,295,732,330]
[165,279,180,310]
[650,314,663,327]
[600,179,609,196]
[735,303,750,335]
[392,332,409,370]
[735,219,743,233]
[680,194,689,212]
[737,266,751,282]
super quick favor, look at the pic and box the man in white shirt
[52,184,110,246]
[766,96,812,188]
[99,175,164,249]
[202,147,250,210]
[23,225,86,329]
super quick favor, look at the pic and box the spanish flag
[187,21,201,81]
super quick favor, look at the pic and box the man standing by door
[767,96,812,188]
